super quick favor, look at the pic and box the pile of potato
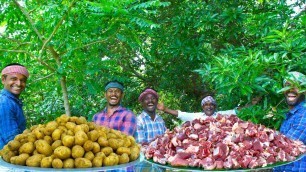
[0,115,140,168]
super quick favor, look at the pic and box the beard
[204,109,215,116]
[108,100,120,107]
[286,94,305,107]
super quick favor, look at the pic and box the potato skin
[88,130,99,142]
[54,146,71,160]
[103,155,117,166]
[10,153,29,165]
[110,153,119,165]
[108,138,124,150]
[83,140,93,152]
[116,147,131,155]
[123,137,132,147]
[43,135,53,145]
[71,145,85,158]
[75,130,88,146]
[40,156,53,168]
[101,147,113,156]
[7,140,21,151]
[33,127,45,139]
[129,152,139,161]
[97,136,109,147]
[75,158,92,168]
[1,147,16,162]
[119,153,130,164]
[56,114,70,124]
[52,158,63,168]
[63,158,74,168]
[62,135,75,148]
[19,142,35,155]
[92,142,100,154]
[26,133,37,143]
[92,156,103,167]
[52,129,63,141]
[75,116,87,125]
[26,154,45,167]
[44,121,58,135]
[84,151,95,161]
[51,140,62,150]
[35,140,53,156]
[95,152,106,158]
[65,122,76,131]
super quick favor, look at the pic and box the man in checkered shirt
[274,71,306,172]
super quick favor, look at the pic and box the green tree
[0,0,170,125]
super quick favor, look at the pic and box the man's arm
[157,102,178,116]
[158,102,205,122]
[0,101,20,146]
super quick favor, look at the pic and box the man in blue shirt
[134,88,166,144]
[134,88,166,172]
[274,71,306,172]
[0,63,29,149]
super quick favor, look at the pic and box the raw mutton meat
[143,115,306,170]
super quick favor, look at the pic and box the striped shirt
[134,111,167,144]
[92,106,137,136]
[134,111,166,172]
[274,101,306,171]
[0,89,26,149]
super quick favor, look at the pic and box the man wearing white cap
[0,63,29,149]
[158,95,236,122]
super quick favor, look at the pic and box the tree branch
[0,49,55,72]
[33,73,55,82]
[0,35,31,47]
[13,0,44,41]
[61,40,107,55]
[40,1,77,59]
[118,58,147,81]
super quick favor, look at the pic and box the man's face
[202,102,216,116]
[1,73,27,97]
[284,82,305,108]
[105,88,123,106]
[141,93,158,114]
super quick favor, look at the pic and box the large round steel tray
[144,154,305,172]
[0,156,140,172]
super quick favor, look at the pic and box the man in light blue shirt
[134,88,166,172]
[134,88,166,144]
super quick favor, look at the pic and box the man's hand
[157,102,165,111]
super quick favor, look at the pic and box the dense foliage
[0,0,305,130]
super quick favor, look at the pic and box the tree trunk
[60,76,71,116]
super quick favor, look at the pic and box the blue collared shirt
[134,111,167,144]
[133,111,166,172]
[0,89,26,149]
[274,101,306,171]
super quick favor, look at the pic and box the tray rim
[0,156,140,172]
[144,153,306,172]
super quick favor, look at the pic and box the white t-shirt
[177,109,236,122]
